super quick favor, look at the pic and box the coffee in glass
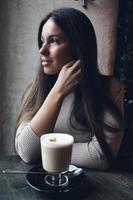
[40,133,74,187]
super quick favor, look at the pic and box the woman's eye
[40,37,61,47]
[49,38,60,44]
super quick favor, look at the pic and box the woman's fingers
[63,59,80,70]
[63,60,76,69]
[54,59,81,96]
[73,68,82,83]
[69,59,80,70]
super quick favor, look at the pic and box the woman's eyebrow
[41,34,64,40]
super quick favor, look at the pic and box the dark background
[115,0,133,169]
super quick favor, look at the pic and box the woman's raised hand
[52,60,81,97]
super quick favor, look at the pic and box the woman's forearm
[30,88,64,136]
[30,60,81,137]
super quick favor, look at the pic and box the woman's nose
[39,43,49,55]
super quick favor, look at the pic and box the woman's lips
[41,60,52,66]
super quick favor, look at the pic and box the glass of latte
[40,133,74,187]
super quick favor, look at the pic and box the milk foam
[41,133,74,148]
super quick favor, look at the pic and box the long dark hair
[38,8,104,132]
[16,8,123,163]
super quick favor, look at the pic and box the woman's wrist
[48,88,64,102]
[50,87,65,101]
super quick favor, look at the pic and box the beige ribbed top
[15,91,123,170]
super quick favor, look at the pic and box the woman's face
[39,18,73,75]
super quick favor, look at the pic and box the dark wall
[116,0,133,169]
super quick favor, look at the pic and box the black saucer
[26,165,87,195]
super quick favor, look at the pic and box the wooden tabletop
[0,155,133,200]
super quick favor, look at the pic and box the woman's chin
[43,68,57,75]
[43,67,60,75]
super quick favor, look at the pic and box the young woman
[15,8,124,170]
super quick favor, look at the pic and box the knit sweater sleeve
[71,121,123,170]
[71,137,110,170]
[15,122,41,163]
[15,122,109,169]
